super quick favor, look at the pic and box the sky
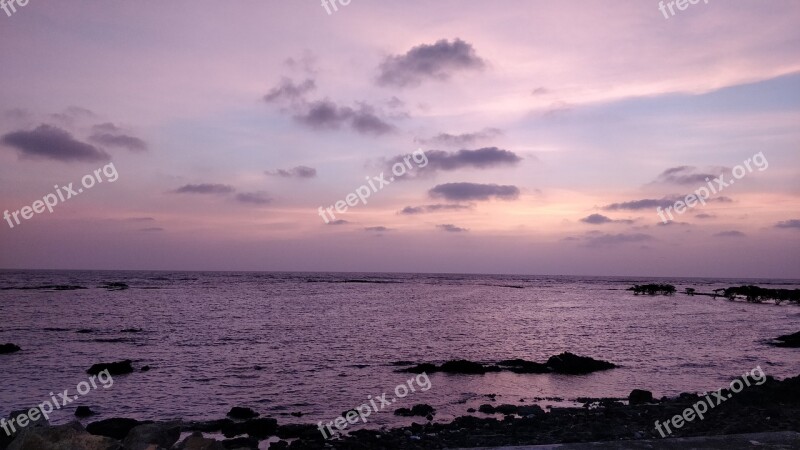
[0,0,798,277]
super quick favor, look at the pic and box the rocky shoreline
[3,373,798,450]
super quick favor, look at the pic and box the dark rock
[270,440,289,450]
[290,412,303,417]
[74,406,95,417]
[402,363,438,374]
[440,359,490,374]
[86,360,134,376]
[629,389,654,405]
[771,331,800,348]
[175,431,226,450]
[140,365,151,372]
[545,352,616,374]
[497,359,550,373]
[227,406,259,420]
[518,405,545,416]
[243,417,278,438]
[494,404,519,415]
[222,436,258,449]
[7,421,122,450]
[0,343,21,354]
[1,408,49,447]
[466,408,476,413]
[478,404,495,414]
[86,417,145,440]
[184,419,233,433]
[394,404,435,417]
[275,424,320,440]
[122,422,181,450]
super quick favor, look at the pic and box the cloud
[437,224,468,233]
[656,221,690,226]
[775,219,800,229]
[235,191,271,205]
[399,204,472,215]
[266,165,317,179]
[531,87,550,95]
[327,219,349,225]
[127,217,156,222]
[263,78,316,103]
[694,213,716,219]
[584,233,654,247]
[429,182,520,201]
[714,230,746,238]
[365,226,391,232]
[415,128,502,147]
[580,214,634,225]
[654,166,718,185]
[89,123,147,152]
[603,197,677,211]
[1,124,110,162]
[293,100,395,135]
[376,38,486,88]
[389,147,521,179]
[173,183,235,195]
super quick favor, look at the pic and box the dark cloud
[429,182,519,201]
[50,106,95,124]
[399,204,472,215]
[127,217,156,222]
[437,224,468,233]
[389,147,521,179]
[531,87,550,95]
[580,214,633,225]
[266,166,317,179]
[694,213,716,219]
[173,184,235,195]
[235,191,271,205]
[656,221,690,227]
[263,78,316,103]
[775,219,800,229]
[584,233,653,247]
[415,128,502,147]
[377,38,486,88]
[714,230,746,238]
[328,219,349,225]
[654,166,718,185]
[293,100,395,135]
[284,51,318,74]
[365,226,391,232]
[1,124,110,162]
[603,197,679,211]
[89,123,147,152]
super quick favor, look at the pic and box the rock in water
[74,406,95,417]
[86,360,134,376]
[546,352,617,374]
[226,406,259,420]
[629,389,654,405]
[175,432,225,450]
[86,417,145,440]
[0,343,21,354]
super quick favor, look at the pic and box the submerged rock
[394,404,436,417]
[74,406,95,417]
[0,343,21,354]
[497,359,550,373]
[86,360,134,376]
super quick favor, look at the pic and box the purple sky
[0,1,798,277]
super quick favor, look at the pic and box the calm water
[1,271,798,430]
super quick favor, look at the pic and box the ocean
[1,270,798,430]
